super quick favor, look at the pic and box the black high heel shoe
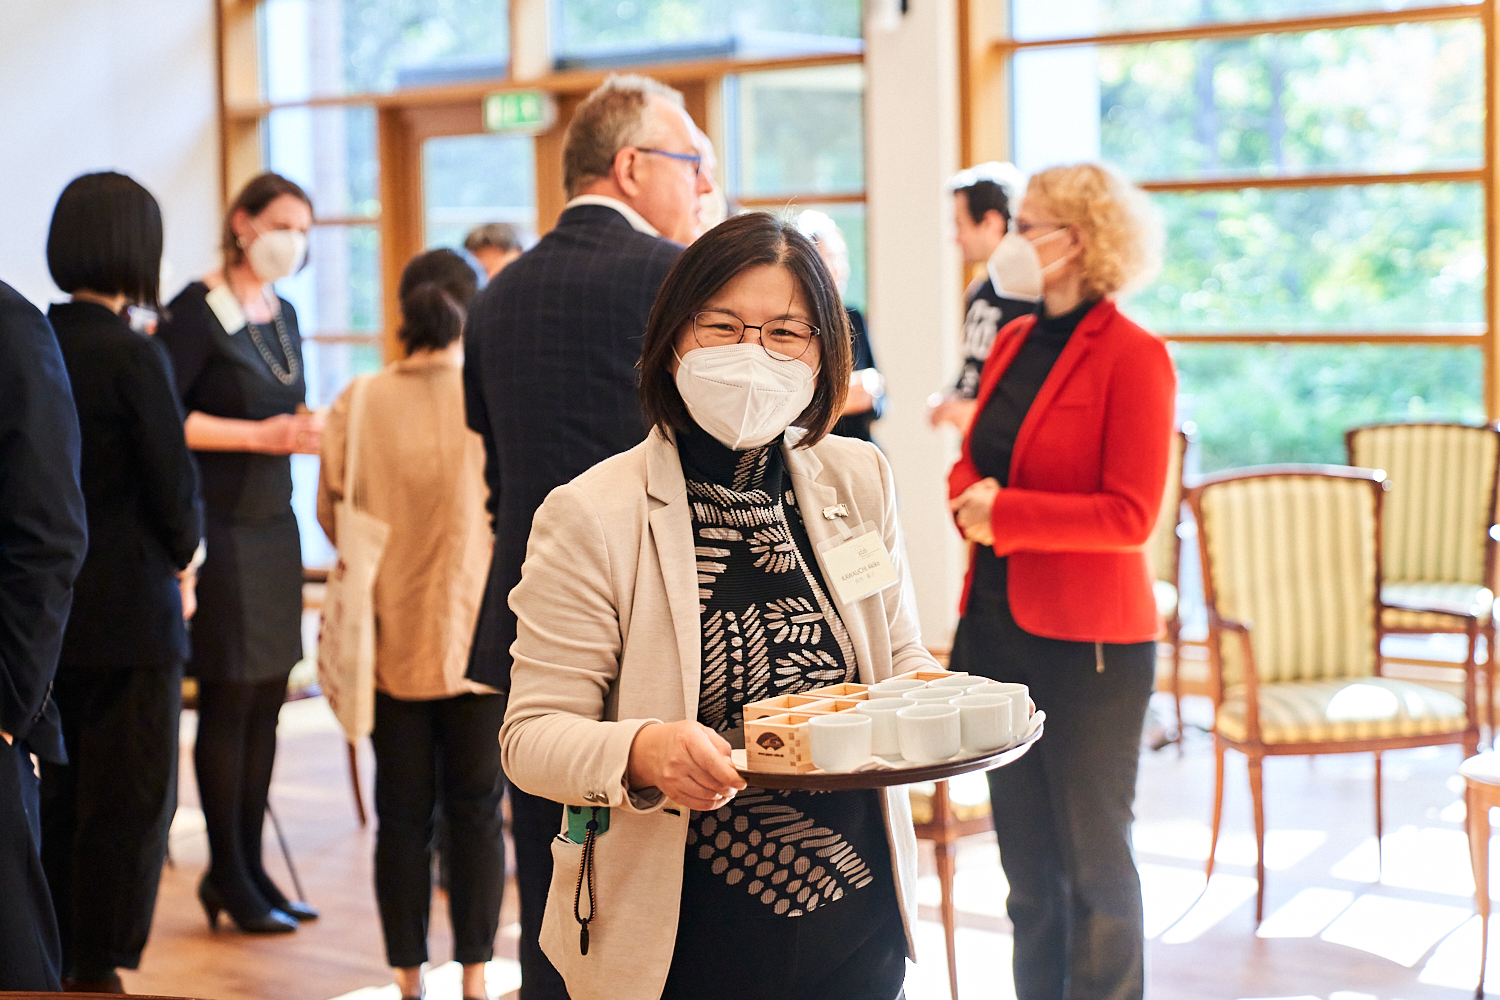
[278,898,319,922]
[199,876,298,934]
[253,869,319,921]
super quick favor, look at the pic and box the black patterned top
[675,424,897,929]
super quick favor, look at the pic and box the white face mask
[987,227,1071,302]
[245,223,308,283]
[674,343,817,451]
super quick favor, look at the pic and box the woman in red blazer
[947,163,1174,1000]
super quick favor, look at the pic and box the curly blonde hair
[1026,163,1162,300]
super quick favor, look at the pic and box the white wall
[0,2,220,308]
[864,1,966,643]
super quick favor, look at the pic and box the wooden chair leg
[1467,782,1491,999]
[1487,622,1497,749]
[1170,619,1184,757]
[1207,739,1225,881]
[1249,753,1266,925]
[1374,750,1384,879]
[932,781,960,1000]
[348,739,367,827]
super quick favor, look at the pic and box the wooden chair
[1149,428,1191,750]
[1189,465,1480,924]
[1346,422,1500,740]
[910,779,991,1000]
[1460,751,1500,999]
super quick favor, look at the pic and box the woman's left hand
[951,478,1001,547]
[178,569,198,621]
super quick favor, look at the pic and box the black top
[463,203,683,690]
[0,282,87,763]
[953,277,1038,399]
[155,281,306,521]
[49,302,203,672]
[675,423,896,933]
[831,307,882,442]
[968,300,1096,604]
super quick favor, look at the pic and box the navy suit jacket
[0,282,87,763]
[463,203,682,690]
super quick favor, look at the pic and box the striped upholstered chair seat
[1216,677,1468,744]
[1381,581,1495,631]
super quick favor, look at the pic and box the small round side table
[1461,752,1500,999]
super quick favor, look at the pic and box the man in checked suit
[463,74,714,998]
[0,279,88,990]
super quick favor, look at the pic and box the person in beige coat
[501,213,935,1000]
[317,249,498,1000]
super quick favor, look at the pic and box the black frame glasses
[691,311,820,361]
[637,147,705,177]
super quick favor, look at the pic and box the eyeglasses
[692,311,819,361]
[1014,220,1067,238]
[637,148,705,177]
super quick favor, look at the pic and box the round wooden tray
[734,712,1045,790]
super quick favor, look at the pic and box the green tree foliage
[341,0,510,93]
[557,0,861,52]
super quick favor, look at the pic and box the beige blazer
[500,427,937,1000]
[318,353,493,701]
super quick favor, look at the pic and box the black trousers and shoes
[193,676,300,933]
[40,663,182,980]
[371,691,506,969]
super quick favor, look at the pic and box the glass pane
[277,224,382,351]
[1171,343,1484,471]
[1127,183,1483,335]
[731,65,865,198]
[1015,21,1484,180]
[264,106,379,218]
[422,133,538,250]
[1012,0,1479,42]
[262,0,510,100]
[556,0,862,63]
[302,339,385,411]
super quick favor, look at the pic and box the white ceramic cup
[855,698,909,757]
[925,673,975,690]
[986,683,1031,735]
[897,704,961,763]
[809,713,873,772]
[953,693,1015,753]
[903,687,961,705]
[958,678,1002,693]
[869,678,926,696]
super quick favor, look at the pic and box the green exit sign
[484,90,555,134]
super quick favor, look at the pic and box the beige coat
[317,353,492,701]
[500,428,936,1000]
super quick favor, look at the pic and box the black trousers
[193,675,291,919]
[505,760,569,999]
[40,663,181,975]
[952,607,1155,1000]
[372,691,506,967]
[0,740,62,989]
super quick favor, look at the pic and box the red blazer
[948,299,1176,644]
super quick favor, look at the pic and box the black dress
[156,282,306,684]
[659,425,907,1000]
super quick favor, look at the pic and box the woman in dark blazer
[156,172,320,935]
[946,163,1175,1000]
[39,172,203,993]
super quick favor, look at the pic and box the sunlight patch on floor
[1319,894,1471,968]
[324,960,523,1000]
[1133,821,1326,871]
[1255,887,1355,939]
[1329,827,1479,896]
[1157,871,1259,944]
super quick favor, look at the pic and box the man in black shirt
[929,162,1037,432]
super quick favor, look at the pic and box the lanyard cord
[574,815,599,955]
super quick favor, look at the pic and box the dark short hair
[397,249,479,354]
[222,172,313,266]
[639,212,852,448]
[47,172,163,310]
[955,179,1012,225]
[463,222,522,254]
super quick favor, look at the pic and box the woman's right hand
[626,720,747,812]
[257,412,323,455]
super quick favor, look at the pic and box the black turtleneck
[967,299,1096,607]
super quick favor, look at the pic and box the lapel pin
[822,503,850,520]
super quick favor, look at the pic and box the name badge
[205,284,248,335]
[816,519,899,604]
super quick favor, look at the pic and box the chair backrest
[1190,466,1386,688]
[1147,429,1190,586]
[1346,422,1500,588]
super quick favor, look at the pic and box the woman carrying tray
[947,163,1174,1000]
[500,212,935,1000]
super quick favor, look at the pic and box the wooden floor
[119,693,1495,1000]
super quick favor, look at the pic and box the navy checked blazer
[463,203,682,691]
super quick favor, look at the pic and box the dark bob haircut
[222,172,313,267]
[47,172,163,310]
[955,179,1013,225]
[396,249,479,354]
[639,212,852,448]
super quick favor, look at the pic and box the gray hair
[563,74,684,198]
[463,222,522,253]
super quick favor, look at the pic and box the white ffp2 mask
[674,343,817,450]
[246,226,308,283]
